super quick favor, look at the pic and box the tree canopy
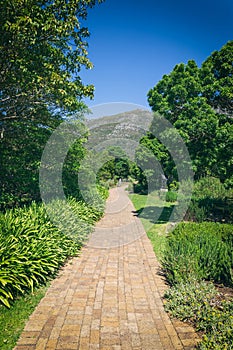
[147,41,233,184]
[0,0,103,208]
[0,0,103,126]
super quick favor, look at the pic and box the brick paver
[14,186,199,349]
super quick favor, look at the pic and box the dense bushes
[163,222,233,348]
[163,222,233,286]
[185,177,233,223]
[0,192,107,308]
[167,177,233,223]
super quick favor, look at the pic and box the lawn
[0,283,50,350]
[129,191,175,260]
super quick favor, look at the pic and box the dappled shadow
[133,205,175,224]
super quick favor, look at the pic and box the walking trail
[15,186,199,350]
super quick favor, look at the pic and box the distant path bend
[15,185,199,350]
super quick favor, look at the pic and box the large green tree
[0,0,103,208]
[201,41,233,184]
[0,0,102,125]
[147,41,233,183]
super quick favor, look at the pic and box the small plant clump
[164,279,233,349]
[165,191,177,203]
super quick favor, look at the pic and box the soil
[215,284,233,302]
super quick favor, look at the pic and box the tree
[97,146,131,183]
[201,41,233,185]
[0,0,103,208]
[147,41,233,183]
[201,41,233,115]
[0,0,103,127]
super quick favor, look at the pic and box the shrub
[197,300,233,349]
[193,177,227,200]
[185,201,207,222]
[165,191,177,203]
[133,183,147,194]
[168,180,179,192]
[0,191,107,308]
[164,279,218,325]
[96,184,109,200]
[164,279,233,349]
[163,222,233,286]
[185,177,233,223]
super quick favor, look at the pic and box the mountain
[85,109,153,156]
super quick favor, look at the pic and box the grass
[129,191,175,260]
[0,283,50,350]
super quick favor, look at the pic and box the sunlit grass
[0,283,49,350]
[129,192,175,260]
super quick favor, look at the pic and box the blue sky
[81,0,233,108]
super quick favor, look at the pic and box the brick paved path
[15,186,199,350]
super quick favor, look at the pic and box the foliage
[96,184,109,201]
[62,123,89,200]
[133,141,163,192]
[192,177,229,200]
[185,201,207,222]
[147,41,233,183]
[0,193,106,308]
[165,191,177,202]
[133,183,148,194]
[164,279,233,349]
[0,120,52,208]
[201,41,233,116]
[0,120,89,209]
[0,0,103,122]
[97,146,132,183]
[163,222,233,286]
[197,301,233,350]
[164,279,218,323]
[0,0,103,209]
[185,177,233,223]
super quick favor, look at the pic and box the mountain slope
[85,109,153,153]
